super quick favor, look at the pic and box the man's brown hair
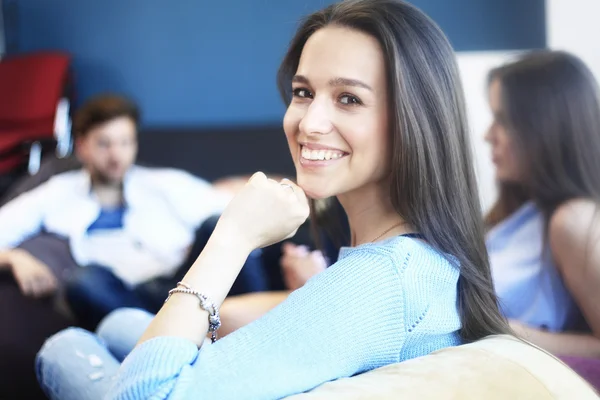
[73,94,140,138]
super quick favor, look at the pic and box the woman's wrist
[138,217,259,345]
[180,220,257,305]
[210,218,257,256]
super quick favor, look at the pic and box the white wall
[547,0,600,83]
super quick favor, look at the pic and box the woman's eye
[339,94,362,106]
[293,88,313,98]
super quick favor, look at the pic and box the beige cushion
[287,335,598,399]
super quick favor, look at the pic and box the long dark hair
[485,51,600,228]
[277,0,509,342]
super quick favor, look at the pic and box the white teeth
[324,151,341,160]
[301,146,344,161]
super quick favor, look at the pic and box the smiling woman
[35,1,510,399]
[283,26,388,202]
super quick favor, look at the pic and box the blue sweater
[107,236,462,399]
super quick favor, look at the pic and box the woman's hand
[509,319,535,338]
[215,172,310,251]
[281,243,328,291]
[509,319,600,357]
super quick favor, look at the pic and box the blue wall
[6,0,545,127]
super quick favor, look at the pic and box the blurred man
[0,94,232,328]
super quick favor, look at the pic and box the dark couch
[137,125,295,182]
[0,235,76,400]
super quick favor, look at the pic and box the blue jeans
[36,308,154,400]
[65,265,155,331]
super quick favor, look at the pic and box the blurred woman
[485,50,600,357]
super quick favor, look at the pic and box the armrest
[0,135,57,159]
[23,138,59,175]
[0,136,58,175]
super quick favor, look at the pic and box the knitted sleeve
[107,246,407,400]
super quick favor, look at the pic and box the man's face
[76,116,138,185]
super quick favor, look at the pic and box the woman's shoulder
[549,198,600,267]
[338,235,456,274]
[551,199,598,234]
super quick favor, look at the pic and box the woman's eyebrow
[292,75,373,91]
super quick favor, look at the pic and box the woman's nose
[299,99,333,136]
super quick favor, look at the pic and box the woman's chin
[298,182,334,200]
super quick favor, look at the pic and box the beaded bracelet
[165,281,221,343]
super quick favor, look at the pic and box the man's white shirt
[0,166,232,286]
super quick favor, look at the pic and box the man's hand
[280,242,328,291]
[8,249,57,298]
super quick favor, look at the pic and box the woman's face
[486,78,522,183]
[283,26,389,200]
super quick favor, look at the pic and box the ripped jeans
[36,308,154,400]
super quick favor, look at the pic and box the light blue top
[106,236,462,399]
[487,201,584,332]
